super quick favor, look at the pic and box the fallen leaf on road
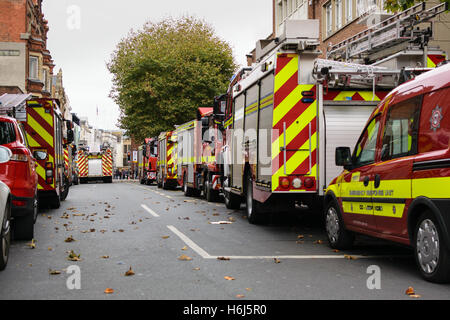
[90,228,96,233]
[192,267,200,271]
[104,288,114,294]
[28,239,36,249]
[48,247,52,251]
[245,288,252,292]
[228,217,236,222]
[161,236,170,239]
[224,276,235,281]
[72,213,84,217]
[344,255,358,260]
[67,250,81,261]
[181,246,188,251]
[333,249,340,253]
[65,236,75,243]
[49,269,61,275]
[217,257,230,261]
[118,229,124,232]
[124,266,135,276]
[297,235,304,239]
[178,254,192,261]
[101,255,110,259]
[236,294,245,298]
[405,287,415,295]
[314,240,325,244]
[274,258,281,264]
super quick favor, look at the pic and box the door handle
[374,174,381,189]
[363,176,370,187]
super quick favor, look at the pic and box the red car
[0,116,46,240]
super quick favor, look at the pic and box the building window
[29,55,39,80]
[336,0,343,29]
[325,2,333,37]
[346,0,353,23]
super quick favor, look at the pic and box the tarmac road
[1,181,449,300]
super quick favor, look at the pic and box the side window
[381,96,421,161]
[18,123,29,147]
[353,116,381,168]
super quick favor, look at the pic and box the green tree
[108,16,237,141]
[384,0,449,12]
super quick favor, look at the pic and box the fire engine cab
[325,62,450,283]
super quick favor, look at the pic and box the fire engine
[218,1,447,224]
[175,107,224,201]
[138,137,158,185]
[78,147,113,184]
[19,99,73,208]
[157,131,178,189]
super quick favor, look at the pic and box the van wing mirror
[335,147,352,167]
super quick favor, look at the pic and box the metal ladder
[327,1,448,61]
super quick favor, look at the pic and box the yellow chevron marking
[34,107,53,127]
[274,55,298,93]
[26,134,40,148]
[272,101,317,160]
[36,163,45,180]
[273,84,314,127]
[27,115,54,148]
[272,133,317,191]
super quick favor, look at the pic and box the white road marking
[167,225,212,259]
[141,204,160,217]
[166,225,393,260]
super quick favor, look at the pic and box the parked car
[0,147,12,270]
[324,63,450,283]
[0,116,46,240]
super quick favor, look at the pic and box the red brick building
[0,0,54,97]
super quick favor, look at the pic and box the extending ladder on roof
[327,1,448,61]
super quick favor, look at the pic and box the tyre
[414,212,450,283]
[324,201,354,250]
[245,174,267,225]
[50,193,61,209]
[13,211,34,241]
[0,202,11,270]
[224,190,241,210]
[60,177,70,201]
[183,175,193,197]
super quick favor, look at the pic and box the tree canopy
[384,0,449,12]
[108,16,237,142]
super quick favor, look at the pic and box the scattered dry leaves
[124,266,135,276]
[178,254,192,261]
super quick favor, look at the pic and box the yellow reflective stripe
[34,107,53,127]
[357,91,380,101]
[427,57,436,68]
[274,55,298,93]
[36,163,45,181]
[413,177,450,198]
[271,101,317,160]
[27,115,54,148]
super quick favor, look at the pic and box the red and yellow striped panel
[102,151,113,177]
[271,53,318,193]
[25,100,55,191]
[77,151,88,177]
[323,90,388,101]
[427,54,446,68]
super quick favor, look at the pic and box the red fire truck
[157,131,178,189]
[138,137,158,185]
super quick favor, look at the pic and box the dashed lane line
[141,204,160,217]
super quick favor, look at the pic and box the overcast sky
[41,0,273,131]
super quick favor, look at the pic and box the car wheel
[325,201,354,250]
[414,212,450,283]
[0,202,11,271]
[13,211,34,241]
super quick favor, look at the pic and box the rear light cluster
[45,162,53,185]
[279,176,315,190]
[10,148,28,162]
